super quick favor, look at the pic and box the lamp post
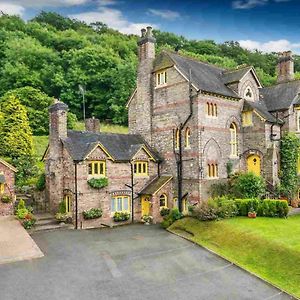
[78,84,86,122]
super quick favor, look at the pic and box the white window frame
[156,71,167,86]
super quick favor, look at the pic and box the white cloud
[2,0,91,8]
[148,9,180,20]
[239,39,300,53]
[0,3,25,16]
[69,7,157,35]
[232,0,290,9]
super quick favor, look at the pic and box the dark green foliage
[226,160,233,178]
[160,207,170,216]
[210,182,231,198]
[280,133,300,200]
[113,211,130,222]
[83,208,103,220]
[217,199,238,218]
[58,200,66,214]
[235,198,288,218]
[87,177,108,189]
[36,173,46,191]
[231,173,266,199]
[1,195,12,203]
[22,217,36,229]
[161,208,183,228]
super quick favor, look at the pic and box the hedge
[234,198,288,218]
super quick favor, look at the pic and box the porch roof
[139,176,173,196]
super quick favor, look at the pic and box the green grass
[169,216,300,298]
[33,123,128,160]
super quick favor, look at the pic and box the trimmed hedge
[234,198,288,218]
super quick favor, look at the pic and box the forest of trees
[0,11,300,133]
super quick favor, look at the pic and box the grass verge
[169,216,300,298]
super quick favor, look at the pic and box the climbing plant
[280,133,300,200]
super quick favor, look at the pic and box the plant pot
[144,222,150,225]
[248,212,257,218]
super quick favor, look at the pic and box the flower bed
[83,208,103,220]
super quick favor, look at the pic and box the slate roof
[139,176,173,195]
[260,80,300,111]
[154,51,240,99]
[62,130,161,162]
[222,66,253,84]
[243,100,282,124]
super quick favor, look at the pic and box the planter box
[248,212,257,218]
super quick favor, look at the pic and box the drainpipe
[130,162,134,223]
[74,161,79,230]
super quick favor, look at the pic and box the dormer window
[244,86,253,100]
[156,71,167,86]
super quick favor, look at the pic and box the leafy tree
[1,87,53,135]
[0,96,33,158]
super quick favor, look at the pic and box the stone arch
[225,116,241,131]
[203,138,222,160]
[242,149,264,175]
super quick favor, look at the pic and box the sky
[0,0,300,53]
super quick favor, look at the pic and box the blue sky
[1,0,300,53]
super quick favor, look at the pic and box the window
[133,161,148,176]
[242,111,253,126]
[207,164,218,178]
[111,196,130,213]
[230,123,238,157]
[156,71,167,86]
[0,183,4,194]
[297,110,300,132]
[182,198,188,213]
[206,102,217,117]
[88,161,106,176]
[64,195,72,213]
[175,128,180,149]
[159,194,167,208]
[244,86,253,100]
[185,127,191,148]
[173,197,178,208]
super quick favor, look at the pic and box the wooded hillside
[0,12,299,128]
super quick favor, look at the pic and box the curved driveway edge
[0,216,44,265]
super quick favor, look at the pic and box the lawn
[33,123,128,160]
[169,216,300,298]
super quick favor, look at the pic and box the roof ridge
[263,78,300,89]
[222,65,252,74]
[165,50,227,71]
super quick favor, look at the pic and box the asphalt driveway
[0,224,294,300]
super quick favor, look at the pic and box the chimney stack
[277,51,294,83]
[137,26,156,61]
[85,117,100,133]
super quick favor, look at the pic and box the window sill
[207,177,219,180]
[88,174,106,178]
[134,174,149,178]
[229,155,239,159]
[184,146,191,150]
[155,84,168,89]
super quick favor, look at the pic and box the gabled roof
[62,130,161,162]
[139,175,173,195]
[243,100,282,124]
[153,51,240,99]
[222,66,262,87]
[260,80,300,111]
[0,158,17,172]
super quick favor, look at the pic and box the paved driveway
[0,224,294,300]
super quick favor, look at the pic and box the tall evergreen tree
[0,96,33,158]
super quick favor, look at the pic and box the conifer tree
[0,96,33,158]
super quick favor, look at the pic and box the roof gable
[0,158,17,172]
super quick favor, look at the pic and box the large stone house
[0,158,17,216]
[46,26,300,228]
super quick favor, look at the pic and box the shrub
[217,200,238,218]
[113,211,130,222]
[22,214,36,229]
[160,207,170,216]
[234,198,260,216]
[232,173,266,198]
[161,217,174,229]
[192,201,218,221]
[161,208,183,229]
[17,208,29,219]
[210,182,231,198]
[83,208,103,220]
[36,173,46,191]
[17,199,26,210]
[87,177,108,189]
[141,215,153,223]
[1,195,12,203]
[58,200,66,213]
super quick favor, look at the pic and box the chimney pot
[141,28,146,37]
[146,26,153,37]
[85,118,100,133]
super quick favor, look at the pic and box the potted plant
[248,207,257,218]
[55,212,68,224]
[141,215,153,225]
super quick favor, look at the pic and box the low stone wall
[0,202,13,216]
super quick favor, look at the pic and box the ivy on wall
[280,133,300,200]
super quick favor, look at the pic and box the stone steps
[31,213,73,232]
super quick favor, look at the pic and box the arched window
[210,103,214,116]
[159,194,167,208]
[185,127,191,148]
[206,102,211,115]
[213,104,217,116]
[230,123,238,157]
[173,197,178,208]
[64,195,72,213]
[175,128,180,149]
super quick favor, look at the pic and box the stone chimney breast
[277,51,294,83]
[85,117,100,133]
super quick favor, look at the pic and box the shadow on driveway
[0,224,294,300]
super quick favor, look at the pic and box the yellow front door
[141,196,150,216]
[247,155,261,176]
